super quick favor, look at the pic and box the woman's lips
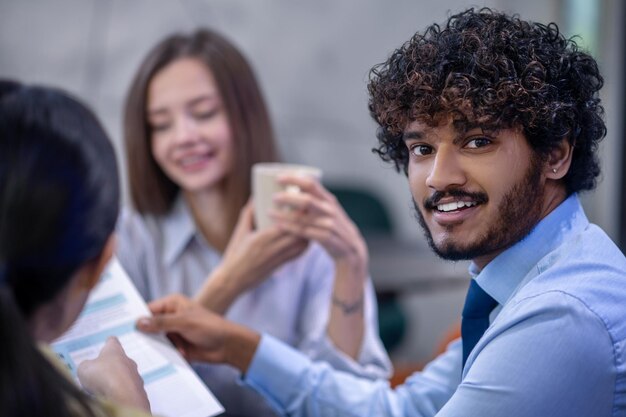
[178,151,214,172]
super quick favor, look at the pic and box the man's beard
[414,156,544,261]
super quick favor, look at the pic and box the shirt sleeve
[245,334,460,417]
[245,290,616,417]
[294,243,392,380]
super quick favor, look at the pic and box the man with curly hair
[137,8,626,416]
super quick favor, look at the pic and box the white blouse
[116,197,391,417]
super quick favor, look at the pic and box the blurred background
[1,0,623,371]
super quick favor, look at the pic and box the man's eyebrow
[402,131,424,141]
[451,123,485,145]
[452,132,466,145]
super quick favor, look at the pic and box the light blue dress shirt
[116,197,391,417]
[244,194,626,416]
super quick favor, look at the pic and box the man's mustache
[423,189,488,210]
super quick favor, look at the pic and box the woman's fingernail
[136,317,151,329]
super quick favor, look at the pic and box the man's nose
[425,147,467,191]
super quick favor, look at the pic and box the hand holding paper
[137,294,261,374]
[77,336,150,412]
[52,258,224,417]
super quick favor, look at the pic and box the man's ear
[546,137,574,180]
[77,234,116,291]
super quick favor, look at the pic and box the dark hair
[124,28,278,232]
[368,8,606,194]
[0,79,21,98]
[0,83,120,416]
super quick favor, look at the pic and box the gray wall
[1,0,623,363]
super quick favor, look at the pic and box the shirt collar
[471,194,589,306]
[162,195,197,266]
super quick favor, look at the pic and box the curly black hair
[368,8,606,194]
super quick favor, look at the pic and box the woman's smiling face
[147,57,234,194]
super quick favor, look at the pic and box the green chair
[326,186,393,235]
[326,184,406,353]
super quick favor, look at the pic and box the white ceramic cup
[252,162,322,230]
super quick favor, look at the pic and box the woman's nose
[172,116,200,146]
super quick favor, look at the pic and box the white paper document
[52,258,224,417]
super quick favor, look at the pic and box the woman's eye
[410,144,434,156]
[150,123,171,133]
[193,108,218,121]
[465,137,492,149]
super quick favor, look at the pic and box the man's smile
[435,199,479,212]
[430,202,482,226]
[423,190,488,224]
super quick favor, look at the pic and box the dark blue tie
[461,279,498,368]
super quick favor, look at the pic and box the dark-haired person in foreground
[0,81,151,416]
[138,8,626,416]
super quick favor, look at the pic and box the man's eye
[465,137,491,149]
[410,144,434,156]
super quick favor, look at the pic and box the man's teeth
[437,201,478,212]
